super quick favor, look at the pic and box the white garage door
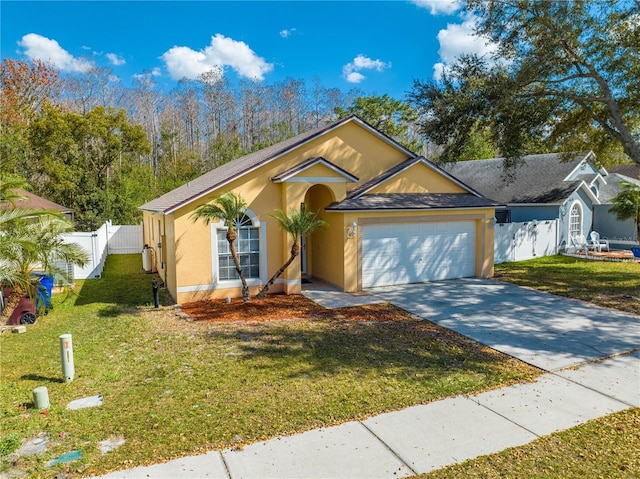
[361,221,476,288]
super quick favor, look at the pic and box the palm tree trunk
[227,229,250,302]
[257,242,299,299]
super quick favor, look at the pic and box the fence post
[106,219,111,256]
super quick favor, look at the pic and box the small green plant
[0,433,21,456]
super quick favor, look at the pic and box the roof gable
[349,156,482,199]
[270,157,358,183]
[140,116,414,214]
[564,151,601,180]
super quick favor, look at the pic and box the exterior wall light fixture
[348,221,358,238]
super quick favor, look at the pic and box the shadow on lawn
[20,374,63,384]
[207,318,524,383]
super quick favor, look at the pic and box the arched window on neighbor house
[569,202,582,239]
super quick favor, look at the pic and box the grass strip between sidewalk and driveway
[417,407,640,479]
[1,255,539,478]
[494,254,640,315]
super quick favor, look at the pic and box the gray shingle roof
[599,173,640,203]
[326,193,501,211]
[0,189,72,214]
[608,164,640,179]
[444,152,590,205]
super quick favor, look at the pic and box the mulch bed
[181,294,410,323]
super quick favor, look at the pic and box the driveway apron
[368,278,640,372]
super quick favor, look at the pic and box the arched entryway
[303,184,337,284]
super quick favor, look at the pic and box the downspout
[161,214,166,273]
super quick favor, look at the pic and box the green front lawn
[495,255,640,315]
[418,407,640,479]
[0,255,539,478]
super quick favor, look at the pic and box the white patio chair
[589,231,610,252]
[570,234,590,257]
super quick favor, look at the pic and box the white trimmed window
[569,203,582,239]
[216,214,260,280]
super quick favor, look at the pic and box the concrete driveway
[369,278,640,371]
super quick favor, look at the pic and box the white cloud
[18,33,92,72]
[411,0,462,15]
[352,55,388,71]
[342,54,391,84]
[161,34,273,81]
[345,71,365,84]
[433,62,445,80]
[433,17,498,80]
[161,46,209,79]
[106,53,126,66]
[280,28,297,39]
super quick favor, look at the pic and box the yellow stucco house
[140,116,499,304]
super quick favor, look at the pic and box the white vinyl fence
[494,220,558,264]
[62,220,143,279]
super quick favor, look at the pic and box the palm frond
[0,175,28,206]
[270,208,327,242]
[190,191,248,228]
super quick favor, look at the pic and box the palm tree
[257,208,326,299]
[0,174,58,235]
[609,181,640,244]
[1,175,89,321]
[0,214,89,322]
[0,175,28,206]
[190,191,251,301]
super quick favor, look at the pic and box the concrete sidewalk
[94,351,639,479]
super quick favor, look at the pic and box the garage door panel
[362,222,476,288]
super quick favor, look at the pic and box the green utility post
[32,386,50,410]
[59,334,75,383]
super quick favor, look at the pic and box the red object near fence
[2,287,37,325]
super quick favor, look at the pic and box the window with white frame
[217,214,260,280]
[569,203,582,239]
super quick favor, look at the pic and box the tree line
[1,59,408,230]
[2,1,638,231]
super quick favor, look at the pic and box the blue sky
[1,1,495,100]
